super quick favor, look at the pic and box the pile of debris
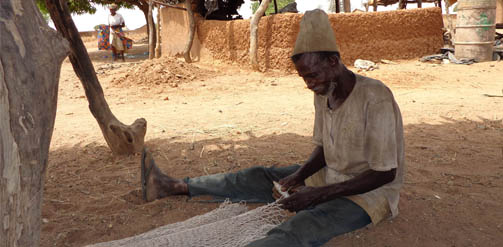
[110,58,208,88]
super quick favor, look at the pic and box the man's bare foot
[141,149,188,202]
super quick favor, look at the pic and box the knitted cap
[292,9,339,56]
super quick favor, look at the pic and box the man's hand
[277,186,324,212]
[272,172,305,200]
[279,172,305,191]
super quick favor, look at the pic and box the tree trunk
[399,0,407,9]
[45,0,147,155]
[184,0,196,63]
[0,1,69,246]
[139,3,157,52]
[155,5,162,58]
[249,0,270,71]
[343,0,351,12]
[148,0,155,59]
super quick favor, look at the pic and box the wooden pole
[148,0,155,59]
[418,0,423,8]
[155,4,161,58]
[249,0,271,70]
[183,0,196,63]
[373,0,378,11]
[273,0,278,14]
[336,0,340,13]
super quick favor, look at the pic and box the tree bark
[0,1,69,246]
[45,0,147,155]
[184,0,196,63]
[249,0,270,71]
[148,0,155,59]
[155,5,162,58]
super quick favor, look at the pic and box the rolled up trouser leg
[185,165,300,203]
[246,197,371,247]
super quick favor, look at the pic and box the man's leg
[186,165,300,203]
[142,149,299,203]
[246,198,371,247]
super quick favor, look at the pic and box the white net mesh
[88,201,288,247]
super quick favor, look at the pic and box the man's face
[110,8,116,15]
[294,53,339,95]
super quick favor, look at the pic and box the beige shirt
[305,74,405,224]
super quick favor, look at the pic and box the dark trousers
[186,165,371,247]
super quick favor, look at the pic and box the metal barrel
[454,0,497,61]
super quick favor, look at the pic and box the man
[141,9,404,247]
[108,4,126,62]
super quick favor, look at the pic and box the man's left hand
[277,186,324,212]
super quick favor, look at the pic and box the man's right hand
[279,172,305,192]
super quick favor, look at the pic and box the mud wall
[160,6,202,59]
[161,7,444,72]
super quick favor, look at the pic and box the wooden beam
[418,0,422,8]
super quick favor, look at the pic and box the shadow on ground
[42,118,503,247]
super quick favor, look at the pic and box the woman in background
[108,4,126,62]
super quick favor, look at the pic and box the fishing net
[88,201,288,247]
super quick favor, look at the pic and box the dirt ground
[40,36,503,247]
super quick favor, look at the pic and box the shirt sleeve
[364,99,398,171]
[312,95,323,146]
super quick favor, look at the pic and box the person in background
[108,4,126,62]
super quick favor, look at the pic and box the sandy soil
[41,38,503,247]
